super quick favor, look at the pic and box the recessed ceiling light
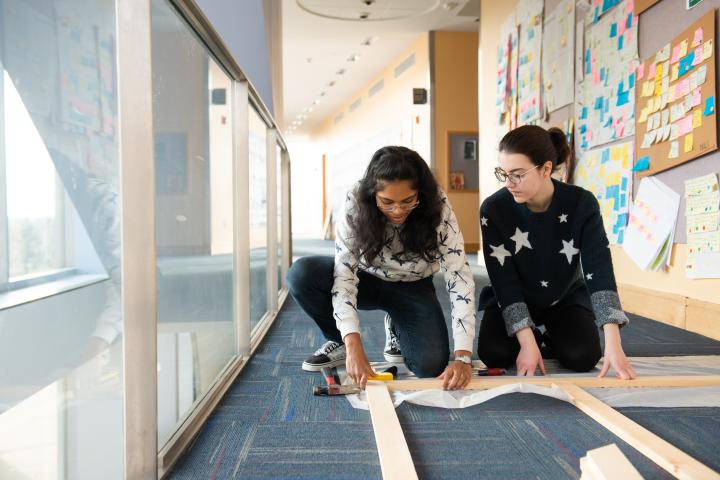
[347,54,360,62]
[306,57,313,63]
[319,91,327,97]
[361,36,377,46]
[336,68,346,75]
[328,81,336,87]
[312,99,320,105]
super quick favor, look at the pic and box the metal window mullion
[0,63,8,287]
[116,1,158,478]
[233,81,251,356]
[265,128,278,312]
[280,150,291,287]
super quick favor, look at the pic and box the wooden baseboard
[617,284,686,329]
[686,299,720,341]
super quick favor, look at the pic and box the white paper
[543,0,575,112]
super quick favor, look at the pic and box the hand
[438,361,473,390]
[344,333,375,389]
[515,328,545,376]
[599,324,636,380]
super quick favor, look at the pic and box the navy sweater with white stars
[479,179,629,336]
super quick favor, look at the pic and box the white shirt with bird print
[332,188,477,353]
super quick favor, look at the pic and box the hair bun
[548,127,570,166]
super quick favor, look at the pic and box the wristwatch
[454,354,472,365]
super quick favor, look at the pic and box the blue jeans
[286,256,450,377]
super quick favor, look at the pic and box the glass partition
[0,0,124,478]
[249,108,268,327]
[151,0,237,448]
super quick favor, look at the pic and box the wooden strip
[385,375,720,391]
[366,381,418,480]
[558,383,720,480]
[582,444,643,480]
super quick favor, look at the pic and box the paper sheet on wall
[575,0,639,150]
[497,13,519,138]
[516,0,544,125]
[623,177,680,271]
[574,141,633,245]
[542,0,575,112]
[685,173,720,278]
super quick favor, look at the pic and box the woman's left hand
[438,361,473,390]
[599,324,637,380]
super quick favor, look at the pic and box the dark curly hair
[348,146,443,264]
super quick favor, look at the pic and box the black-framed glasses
[375,197,420,213]
[494,164,541,185]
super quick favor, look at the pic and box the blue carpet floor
[169,240,720,479]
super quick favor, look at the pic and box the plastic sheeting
[344,356,720,410]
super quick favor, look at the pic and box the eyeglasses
[375,197,420,213]
[494,164,541,185]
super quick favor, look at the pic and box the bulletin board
[634,9,717,177]
[634,0,660,15]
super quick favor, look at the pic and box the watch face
[456,355,471,364]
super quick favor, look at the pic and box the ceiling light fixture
[361,36,377,46]
[336,68,346,75]
[347,53,360,62]
[327,81,336,87]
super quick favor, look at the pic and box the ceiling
[281,0,479,136]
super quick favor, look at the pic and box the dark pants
[477,303,602,372]
[286,256,449,377]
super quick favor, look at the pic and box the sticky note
[693,27,704,47]
[610,22,617,38]
[704,96,715,116]
[618,34,624,50]
[581,106,588,119]
[661,109,670,126]
[698,64,707,85]
[617,90,629,106]
[637,63,645,80]
[675,79,690,97]
[684,133,694,153]
[692,46,703,66]
[671,45,681,63]
[669,141,679,159]
[632,155,650,171]
[679,51,696,76]
[679,40,688,57]
[656,43,671,63]
[702,39,713,61]
[693,108,702,128]
[647,63,657,80]
[677,115,693,136]
[691,88,702,108]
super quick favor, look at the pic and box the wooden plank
[558,383,720,480]
[617,283,686,329]
[686,298,720,341]
[582,444,643,480]
[366,381,418,480]
[385,375,720,391]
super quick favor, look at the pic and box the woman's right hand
[344,333,375,389]
[515,328,546,376]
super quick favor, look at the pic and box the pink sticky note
[692,88,702,107]
[692,46,703,66]
[636,63,645,80]
[671,45,681,63]
[618,21,627,37]
[677,115,693,136]
[675,79,690,97]
[693,27,704,47]
[648,63,657,79]
[626,0,634,14]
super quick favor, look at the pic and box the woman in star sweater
[287,146,477,390]
[478,125,636,378]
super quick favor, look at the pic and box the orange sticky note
[693,108,702,128]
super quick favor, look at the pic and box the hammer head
[313,385,362,396]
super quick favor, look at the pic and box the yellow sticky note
[679,39,688,57]
[685,133,694,153]
[611,146,621,162]
[703,39,713,61]
[693,108,703,128]
[671,63,679,81]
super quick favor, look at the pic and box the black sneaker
[301,340,347,371]
[383,314,404,363]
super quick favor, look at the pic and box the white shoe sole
[301,357,346,372]
[383,352,404,363]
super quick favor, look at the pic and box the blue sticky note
[595,96,603,109]
[618,213,628,226]
[528,27,534,40]
[593,7,599,24]
[618,230,625,245]
[628,73,635,89]
[617,90,629,106]
[618,34,624,50]
[620,195,626,208]
[610,23,617,38]
[579,124,587,133]
[632,155,650,171]
[581,106,588,119]
[626,12,632,28]
[601,149,610,164]
[679,51,695,76]
[621,177,628,191]
[613,224,619,234]
[704,96,715,115]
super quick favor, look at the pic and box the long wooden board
[559,383,720,480]
[385,375,720,391]
[581,444,643,480]
[366,381,418,480]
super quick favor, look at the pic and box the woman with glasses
[287,146,476,390]
[478,125,636,379]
